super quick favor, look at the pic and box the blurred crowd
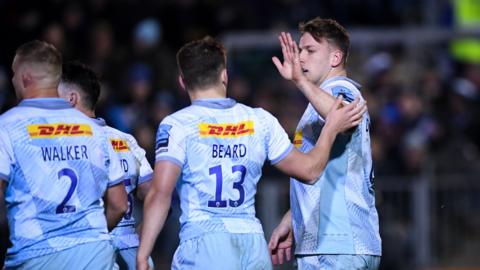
[1,1,480,269]
[1,0,477,178]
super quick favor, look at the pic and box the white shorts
[172,233,272,270]
[6,240,116,270]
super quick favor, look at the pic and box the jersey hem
[155,156,183,167]
[138,173,153,184]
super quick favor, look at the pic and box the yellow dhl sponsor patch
[199,121,254,138]
[110,139,130,152]
[293,130,302,147]
[27,123,93,138]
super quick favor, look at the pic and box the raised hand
[272,32,307,84]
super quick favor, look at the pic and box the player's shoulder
[0,105,86,125]
[163,105,197,124]
[105,125,139,146]
[103,125,128,139]
[0,106,20,124]
[323,76,363,101]
[233,102,271,117]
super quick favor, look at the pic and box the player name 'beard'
[212,143,247,158]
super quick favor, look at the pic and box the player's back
[155,98,292,243]
[0,98,124,267]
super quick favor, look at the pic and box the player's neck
[318,68,347,86]
[188,85,227,101]
[78,107,96,118]
[22,87,59,99]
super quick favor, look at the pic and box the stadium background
[1,0,480,269]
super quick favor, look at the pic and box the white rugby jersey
[155,98,293,242]
[290,76,381,256]
[0,98,125,267]
[92,118,153,250]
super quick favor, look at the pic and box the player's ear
[331,49,343,68]
[220,69,228,87]
[178,75,186,91]
[21,72,33,89]
[69,91,80,106]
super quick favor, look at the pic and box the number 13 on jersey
[208,164,246,208]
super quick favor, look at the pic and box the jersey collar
[192,98,237,109]
[18,98,72,109]
[91,117,107,127]
[321,76,361,89]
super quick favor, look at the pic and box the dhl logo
[110,139,130,152]
[199,121,254,138]
[27,123,93,138]
[293,130,302,147]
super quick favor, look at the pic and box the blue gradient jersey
[290,76,381,256]
[155,98,293,243]
[0,98,125,267]
[92,118,153,250]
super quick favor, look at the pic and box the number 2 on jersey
[56,168,78,214]
[208,164,246,208]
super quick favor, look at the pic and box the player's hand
[324,96,367,134]
[268,221,294,265]
[272,32,307,84]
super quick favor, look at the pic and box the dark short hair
[299,18,350,66]
[61,61,101,111]
[15,40,62,80]
[176,36,226,90]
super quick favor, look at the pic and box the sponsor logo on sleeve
[155,124,172,152]
[293,130,302,148]
[198,121,254,138]
[110,139,130,152]
[27,123,93,138]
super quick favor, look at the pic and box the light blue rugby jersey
[0,98,125,267]
[155,98,293,242]
[92,118,153,250]
[290,76,381,256]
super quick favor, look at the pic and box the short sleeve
[106,136,127,187]
[0,127,13,181]
[125,134,153,184]
[155,117,186,168]
[317,82,363,123]
[262,110,293,165]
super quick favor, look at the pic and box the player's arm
[104,182,128,231]
[137,160,180,270]
[274,97,365,184]
[135,155,153,201]
[136,181,151,201]
[125,133,153,201]
[273,32,339,118]
[104,135,129,231]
